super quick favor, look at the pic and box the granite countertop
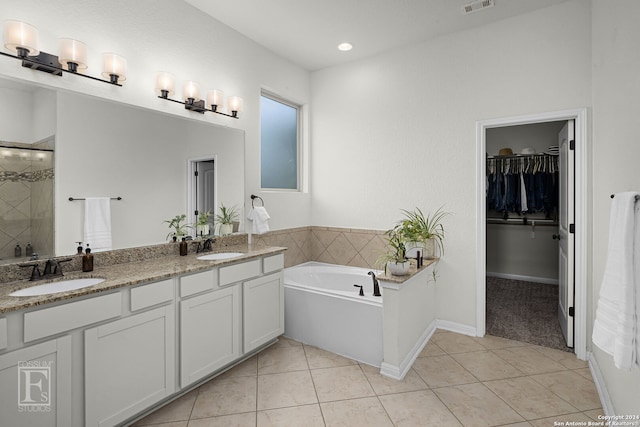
[0,244,286,314]
[377,258,438,284]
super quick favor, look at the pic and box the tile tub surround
[0,237,285,314]
[131,330,603,427]
[252,226,389,269]
[0,233,249,284]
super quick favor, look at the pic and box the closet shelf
[487,217,557,226]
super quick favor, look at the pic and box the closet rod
[487,153,557,160]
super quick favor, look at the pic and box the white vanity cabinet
[179,284,241,388]
[243,271,284,352]
[84,305,176,427]
[0,335,72,427]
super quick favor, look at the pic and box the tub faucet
[368,271,381,297]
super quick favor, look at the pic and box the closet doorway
[475,109,587,360]
[485,121,569,351]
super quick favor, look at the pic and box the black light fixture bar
[0,50,122,86]
[157,93,239,119]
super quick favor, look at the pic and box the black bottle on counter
[180,237,188,256]
[25,243,33,257]
[14,244,21,257]
[82,245,94,272]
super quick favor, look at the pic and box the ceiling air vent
[462,0,495,14]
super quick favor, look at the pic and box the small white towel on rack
[247,206,270,234]
[592,191,640,370]
[84,197,112,252]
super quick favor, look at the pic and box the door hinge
[569,307,575,317]
[194,170,199,177]
[569,140,575,150]
[569,224,575,234]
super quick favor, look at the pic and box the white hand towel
[247,206,270,234]
[592,192,640,370]
[84,197,113,252]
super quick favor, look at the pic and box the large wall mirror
[0,75,245,265]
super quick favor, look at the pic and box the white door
[558,120,575,347]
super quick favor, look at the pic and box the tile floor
[132,330,603,427]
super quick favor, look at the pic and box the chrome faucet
[368,271,382,297]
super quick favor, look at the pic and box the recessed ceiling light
[337,42,353,52]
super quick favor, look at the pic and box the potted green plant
[195,210,212,237]
[164,214,188,241]
[395,206,449,259]
[376,228,411,276]
[214,203,239,236]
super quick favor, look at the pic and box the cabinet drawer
[219,259,261,286]
[0,318,6,350]
[180,269,218,298]
[263,253,284,273]
[24,292,122,342]
[131,279,174,311]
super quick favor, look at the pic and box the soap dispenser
[179,237,188,256]
[82,244,94,272]
[76,241,83,255]
[25,243,33,257]
[14,244,22,258]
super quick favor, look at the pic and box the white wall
[0,0,312,232]
[310,0,592,327]
[0,86,35,143]
[591,0,640,415]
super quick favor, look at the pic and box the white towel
[592,192,640,370]
[84,197,113,252]
[247,206,270,234]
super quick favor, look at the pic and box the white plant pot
[387,260,411,276]
[219,223,233,236]
[405,239,436,259]
[197,224,210,236]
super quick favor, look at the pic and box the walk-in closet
[485,121,571,351]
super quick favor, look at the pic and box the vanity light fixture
[1,20,126,86]
[155,71,241,118]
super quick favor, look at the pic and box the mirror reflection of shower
[0,139,54,263]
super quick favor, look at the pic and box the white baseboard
[588,351,615,416]
[487,272,559,285]
[380,320,437,380]
[436,320,477,337]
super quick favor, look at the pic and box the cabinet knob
[552,234,561,240]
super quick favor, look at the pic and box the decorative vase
[219,223,233,236]
[387,260,410,276]
[422,238,436,259]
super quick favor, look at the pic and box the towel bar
[610,194,640,201]
[69,196,122,201]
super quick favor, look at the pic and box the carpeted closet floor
[486,276,572,352]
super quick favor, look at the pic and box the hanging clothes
[486,154,558,218]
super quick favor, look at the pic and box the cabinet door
[85,305,175,427]
[180,285,241,388]
[0,336,72,427]
[243,272,284,352]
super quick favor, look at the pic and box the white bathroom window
[260,92,300,190]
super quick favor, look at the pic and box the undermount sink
[197,252,244,261]
[9,278,106,297]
